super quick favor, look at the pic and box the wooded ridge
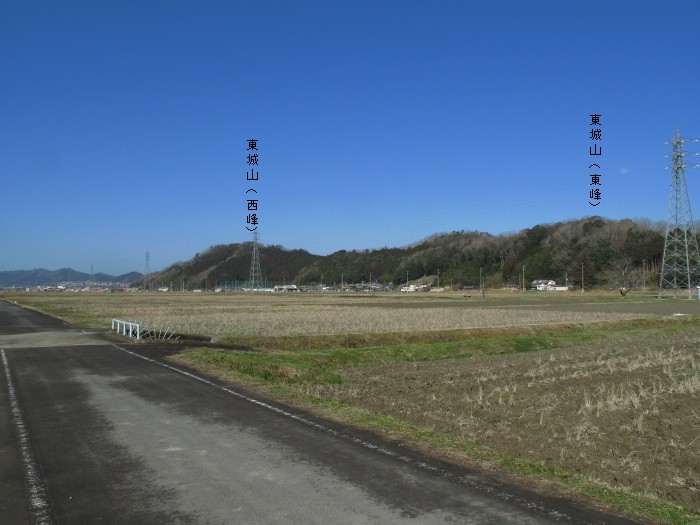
[147,216,671,290]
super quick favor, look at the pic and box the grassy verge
[173,316,700,525]
[0,296,106,329]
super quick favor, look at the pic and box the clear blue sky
[2,1,699,275]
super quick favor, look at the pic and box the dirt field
[317,330,700,515]
[3,291,697,338]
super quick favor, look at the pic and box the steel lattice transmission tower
[249,231,262,291]
[659,128,700,298]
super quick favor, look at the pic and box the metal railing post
[111,319,144,341]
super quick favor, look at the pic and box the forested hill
[147,243,323,288]
[147,217,668,289]
[298,217,665,288]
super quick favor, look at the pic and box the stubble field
[317,331,700,517]
[0,291,685,338]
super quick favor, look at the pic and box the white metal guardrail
[111,319,141,340]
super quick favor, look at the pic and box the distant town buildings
[0,280,138,293]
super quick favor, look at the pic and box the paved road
[0,300,639,524]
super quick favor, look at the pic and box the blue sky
[2,1,699,274]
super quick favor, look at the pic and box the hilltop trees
[144,217,668,290]
[294,218,665,289]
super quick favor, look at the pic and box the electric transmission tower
[659,128,700,298]
[249,231,261,291]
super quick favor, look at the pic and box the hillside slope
[145,217,670,290]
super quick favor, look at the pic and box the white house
[531,279,568,291]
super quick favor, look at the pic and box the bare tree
[602,258,641,297]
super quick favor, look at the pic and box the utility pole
[437,269,440,289]
[522,266,525,292]
[581,262,584,293]
[642,260,646,292]
[479,267,483,295]
[145,250,150,292]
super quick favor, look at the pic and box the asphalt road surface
[0,300,640,524]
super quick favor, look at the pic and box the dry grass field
[0,291,688,338]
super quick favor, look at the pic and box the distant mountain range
[0,268,143,287]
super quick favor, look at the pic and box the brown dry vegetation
[317,332,700,515]
[0,291,666,338]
